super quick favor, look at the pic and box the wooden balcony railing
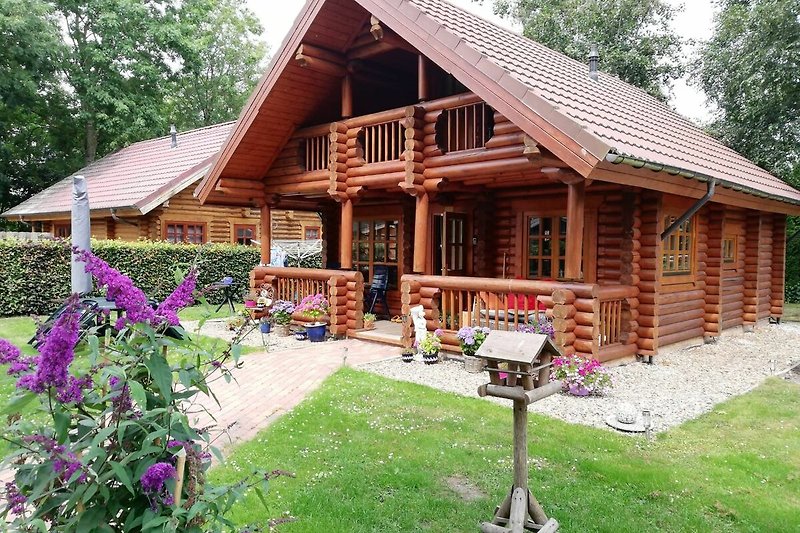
[251,267,364,335]
[401,275,639,362]
[304,134,329,172]
[361,119,404,164]
[436,101,493,153]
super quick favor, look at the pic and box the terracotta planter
[364,320,375,330]
[275,324,291,337]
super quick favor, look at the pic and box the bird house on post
[476,331,562,533]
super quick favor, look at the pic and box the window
[435,102,494,154]
[722,235,737,264]
[525,215,567,279]
[165,222,206,244]
[662,215,694,276]
[352,219,399,289]
[234,224,256,246]
[304,226,320,240]
[53,222,71,238]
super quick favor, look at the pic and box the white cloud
[246,0,717,122]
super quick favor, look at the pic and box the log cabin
[2,122,321,244]
[196,0,800,361]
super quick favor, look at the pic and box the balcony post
[342,74,353,118]
[565,179,585,280]
[413,193,429,273]
[260,203,271,265]
[340,198,353,269]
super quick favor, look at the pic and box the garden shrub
[0,239,260,316]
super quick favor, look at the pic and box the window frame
[304,226,320,240]
[352,217,401,290]
[661,213,696,283]
[163,221,207,244]
[722,234,737,265]
[521,212,568,281]
[53,222,71,239]
[233,224,257,246]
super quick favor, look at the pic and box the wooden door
[434,212,469,276]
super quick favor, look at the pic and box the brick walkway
[193,339,401,450]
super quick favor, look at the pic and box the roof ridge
[127,120,236,148]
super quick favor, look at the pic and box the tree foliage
[698,0,799,186]
[489,0,685,100]
[0,0,267,225]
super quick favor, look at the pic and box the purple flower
[56,375,92,404]
[140,462,177,493]
[0,339,21,364]
[155,269,198,326]
[23,434,87,484]
[5,482,26,515]
[73,249,155,328]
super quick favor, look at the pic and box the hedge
[0,239,261,317]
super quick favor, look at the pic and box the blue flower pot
[305,323,327,343]
[260,322,271,334]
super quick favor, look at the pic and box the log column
[418,55,429,102]
[260,203,272,265]
[340,198,354,269]
[565,179,586,280]
[413,193,429,273]
[342,74,353,119]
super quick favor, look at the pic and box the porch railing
[251,267,364,336]
[401,275,638,362]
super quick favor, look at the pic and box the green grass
[211,370,800,532]
[178,303,245,322]
[783,303,800,322]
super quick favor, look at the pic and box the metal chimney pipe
[588,44,599,81]
[170,124,178,148]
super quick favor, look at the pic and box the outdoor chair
[366,265,390,319]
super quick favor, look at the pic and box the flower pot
[568,383,590,396]
[305,323,327,343]
[463,355,483,374]
[244,300,256,308]
[275,324,291,337]
[422,351,439,365]
[401,352,414,363]
[260,322,271,334]
[294,330,308,341]
[364,320,375,330]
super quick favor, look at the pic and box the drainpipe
[661,179,716,240]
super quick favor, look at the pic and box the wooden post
[413,193,429,273]
[342,74,353,119]
[512,399,528,492]
[418,55,429,102]
[340,198,353,269]
[565,180,585,280]
[260,203,271,265]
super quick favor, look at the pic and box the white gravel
[361,323,800,433]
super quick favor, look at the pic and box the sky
[245,0,717,123]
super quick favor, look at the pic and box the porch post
[565,179,585,280]
[260,203,271,265]
[340,198,353,268]
[413,193,429,273]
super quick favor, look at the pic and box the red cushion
[507,293,544,311]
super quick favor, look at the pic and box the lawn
[211,369,800,532]
[783,302,800,322]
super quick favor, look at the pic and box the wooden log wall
[771,214,786,318]
[250,266,364,336]
[596,193,625,285]
[622,192,640,350]
[742,212,762,326]
[704,204,725,338]
[636,191,661,354]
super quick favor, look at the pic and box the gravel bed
[361,323,800,433]
[181,318,329,351]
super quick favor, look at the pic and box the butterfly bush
[550,354,612,395]
[456,326,491,357]
[296,293,329,322]
[0,251,285,530]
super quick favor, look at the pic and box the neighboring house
[196,0,800,358]
[1,123,321,244]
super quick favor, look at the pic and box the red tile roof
[3,122,234,218]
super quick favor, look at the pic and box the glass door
[434,212,469,276]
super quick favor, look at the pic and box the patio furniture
[210,276,236,313]
[366,265,390,319]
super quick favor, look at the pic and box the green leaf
[110,461,136,496]
[145,352,173,402]
[53,407,70,443]
[254,486,269,511]
[128,379,147,410]
[0,392,37,415]
[88,334,100,367]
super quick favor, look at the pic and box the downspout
[661,179,716,240]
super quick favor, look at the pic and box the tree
[698,0,799,186]
[488,0,685,100]
[0,0,82,218]
[168,0,268,129]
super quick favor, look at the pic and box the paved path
[193,339,401,450]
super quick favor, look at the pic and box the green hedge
[0,239,261,317]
